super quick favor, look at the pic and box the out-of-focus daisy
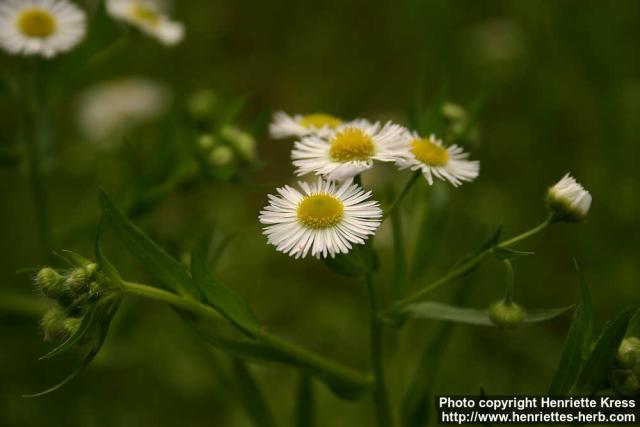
[546,173,591,222]
[106,0,184,46]
[269,111,343,139]
[0,0,86,58]
[396,132,479,187]
[292,120,410,180]
[259,178,382,259]
[76,77,171,143]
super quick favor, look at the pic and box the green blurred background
[1,0,639,425]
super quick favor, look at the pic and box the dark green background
[1,0,639,425]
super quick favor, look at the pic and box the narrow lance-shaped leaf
[38,304,98,360]
[399,301,572,326]
[190,248,260,336]
[572,307,636,395]
[548,260,595,395]
[99,190,200,298]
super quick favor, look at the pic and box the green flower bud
[441,102,468,122]
[35,267,65,299]
[65,267,91,295]
[41,307,67,342]
[489,300,525,329]
[221,125,256,161]
[187,89,218,121]
[611,369,640,397]
[546,174,592,223]
[209,145,235,167]
[63,317,82,336]
[617,337,640,369]
[197,133,217,152]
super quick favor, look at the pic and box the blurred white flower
[0,0,86,58]
[259,178,382,259]
[292,120,411,181]
[76,78,171,143]
[269,111,343,139]
[395,132,479,187]
[546,173,592,222]
[106,0,184,46]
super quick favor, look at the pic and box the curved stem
[366,274,393,427]
[389,216,553,312]
[121,281,373,390]
[382,171,421,221]
[503,260,515,304]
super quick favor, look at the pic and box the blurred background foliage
[1,0,639,426]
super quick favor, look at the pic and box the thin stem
[121,281,373,390]
[366,273,393,427]
[382,171,421,221]
[389,216,553,312]
[503,260,515,305]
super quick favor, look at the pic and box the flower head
[106,0,184,46]
[269,111,343,139]
[489,300,525,329]
[76,77,171,143]
[292,120,410,180]
[259,178,382,259]
[396,132,479,187]
[0,0,86,58]
[546,173,592,222]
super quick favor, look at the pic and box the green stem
[121,281,372,390]
[503,260,515,305]
[389,216,553,312]
[382,171,421,221]
[366,274,393,427]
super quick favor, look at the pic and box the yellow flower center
[329,128,375,162]
[297,194,344,229]
[298,113,341,129]
[18,8,56,38]
[410,138,449,166]
[130,4,161,26]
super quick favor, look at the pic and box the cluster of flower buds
[611,337,640,396]
[34,258,115,342]
[195,127,257,179]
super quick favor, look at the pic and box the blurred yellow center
[411,138,449,166]
[298,114,341,129]
[329,128,374,162]
[130,4,160,26]
[18,8,56,38]
[297,194,344,229]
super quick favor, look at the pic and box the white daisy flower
[76,77,171,143]
[259,178,382,259]
[0,0,86,58]
[292,120,411,181]
[106,0,184,46]
[269,111,342,139]
[546,173,591,222]
[396,132,479,187]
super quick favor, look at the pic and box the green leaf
[294,374,315,427]
[479,225,502,253]
[99,190,199,298]
[400,301,572,326]
[548,260,595,395]
[95,217,123,285]
[323,243,378,278]
[572,307,636,395]
[492,246,535,261]
[233,358,275,427]
[190,248,260,336]
[39,305,98,360]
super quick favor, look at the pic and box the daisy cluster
[260,111,480,259]
[0,0,183,58]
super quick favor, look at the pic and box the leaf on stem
[99,190,200,298]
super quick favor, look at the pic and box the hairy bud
[611,369,640,397]
[489,300,525,329]
[41,307,67,342]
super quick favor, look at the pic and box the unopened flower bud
[63,317,82,336]
[441,102,468,122]
[617,337,640,369]
[611,369,640,397]
[41,307,67,342]
[546,174,592,223]
[489,300,525,329]
[187,89,218,121]
[35,268,66,299]
[209,145,235,167]
[197,134,216,151]
[65,267,91,295]
[221,125,256,161]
